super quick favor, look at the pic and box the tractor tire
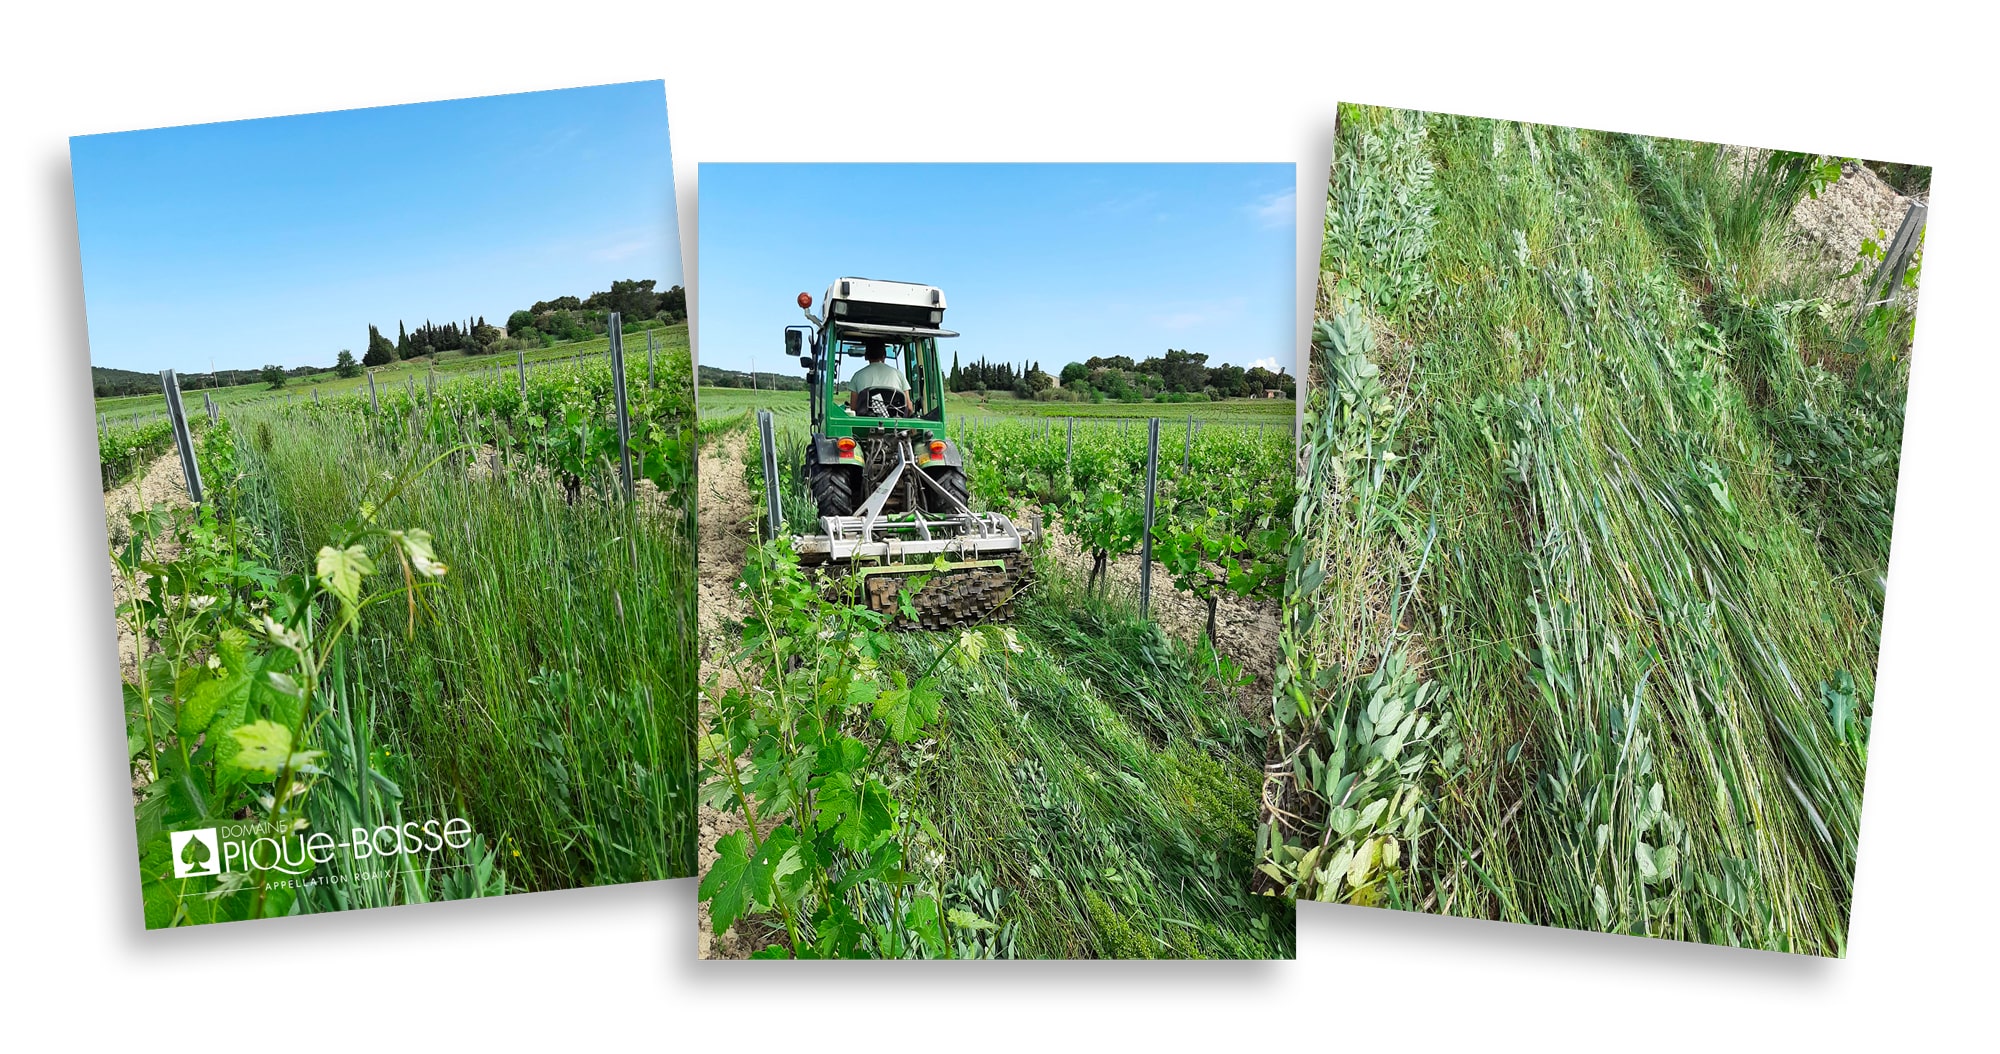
[922,466,970,514]
[806,457,863,518]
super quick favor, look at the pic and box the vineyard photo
[1260,104,1926,955]
[694,163,1301,958]
[77,83,700,927]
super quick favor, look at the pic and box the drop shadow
[1297,899,1837,985]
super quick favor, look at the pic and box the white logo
[170,828,221,878]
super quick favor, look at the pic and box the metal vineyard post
[158,368,203,505]
[1139,417,1159,619]
[367,370,379,413]
[608,312,634,502]
[757,409,782,540]
[1847,200,1927,342]
[517,348,527,399]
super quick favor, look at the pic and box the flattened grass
[1273,105,1906,955]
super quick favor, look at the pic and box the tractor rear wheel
[806,457,863,518]
[922,466,970,514]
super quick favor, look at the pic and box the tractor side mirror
[785,325,815,371]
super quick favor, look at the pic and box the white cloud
[1247,189,1295,229]
[1248,356,1280,372]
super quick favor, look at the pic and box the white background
[3,2,1992,1048]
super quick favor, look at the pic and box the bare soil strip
[694,431,764,959]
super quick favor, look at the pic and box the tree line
[91,279,687,396]
[698,365,809,391]
[948,348,1293,402]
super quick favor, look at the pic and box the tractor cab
[774,277,1035,629]
[789,277,955,441]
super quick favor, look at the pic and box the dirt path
[104,451,192,681]
[694,430,767,959]
[103,450,194,800]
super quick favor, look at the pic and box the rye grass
[235,399,698,891]
[897,558,1292,958]
[1267,105,1908,955]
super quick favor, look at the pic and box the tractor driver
[847,339,914,416]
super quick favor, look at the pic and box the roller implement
[776,277,1035,628]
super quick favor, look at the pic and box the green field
[96,322,689,422]
[697,384,1294,429]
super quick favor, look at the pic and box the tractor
[776,277,1034,628]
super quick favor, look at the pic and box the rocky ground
[1788,160,1926,309]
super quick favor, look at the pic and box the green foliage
[1323,103,1438,320]
[702,542,1292,959]
[1061,484,1143,596]
[118,430,463,926]
[363,324,396,367]
[1266,108,1906,955]
[229,342,699,893]
[700,541,966,958]
[1152,509,1286,642]
[119,337,700,926]
[98,418,177,490]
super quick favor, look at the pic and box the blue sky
[72,81,680,374]
[696,163,1294,378]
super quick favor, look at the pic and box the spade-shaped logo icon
[170,828,221,878]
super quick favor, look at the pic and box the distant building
[1261,388,1283,399]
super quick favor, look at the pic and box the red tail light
[929,441,946,457]
[836,437,856,455]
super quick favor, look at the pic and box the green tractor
[776,277,1034,628]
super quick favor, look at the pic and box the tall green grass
[1266,105,1909,955]
[235,401,697,890]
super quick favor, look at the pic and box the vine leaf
[700,831,769,936]
[816,777,896,852]
[874,672,942,743]
[315,544,374,608]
